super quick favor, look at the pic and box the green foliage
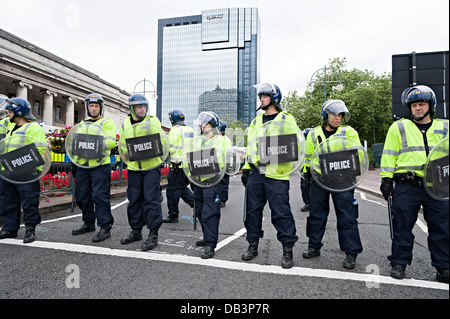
[283,57,393,148]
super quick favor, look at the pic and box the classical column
[64,96,78,127]
[13,81,33,99]
[41,89,57,126]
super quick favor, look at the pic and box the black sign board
[187,148,220,176]
[126,134,163,162]
[72,133,103,159]
[0,143,45,177]
[427,155,449,197]
[319,149,361,189]
[258,134,298,165]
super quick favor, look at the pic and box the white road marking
[1,238,447,291]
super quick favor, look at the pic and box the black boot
[391,264,406,279]
[436,268,449,284]
[23,224,36,244]
[343,254,357,270]
[242,241,259,261]
[120,229,142,245]
[281,246,294,269]
[72,222,95,235]
[92,228,111,243]
[302,247,320,259]
[201,246,215,259]
[0,228,18,239]
[141,229,158,251]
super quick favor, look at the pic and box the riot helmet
[401,85,436,120]
[218,121,227,134]
[257,83,283,111]
[194,111,219,136]
[304,128,312,139]
[128,94,149,121]
[321,100,350,128]
[4,97,36,121]
[85,93,104,118]
[169,109,186,125]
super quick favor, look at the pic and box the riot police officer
[119,94,164,250]
[380,85,449,283]
[190,111,225,259]
[241,83,298,269]
[302,100,363,270]
[162,109,195,223]
[71,93,117,242]
[0,97,46,243]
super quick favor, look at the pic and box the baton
[193,202,197,231]
[387,194,394,240]
[243,187,247,223]
[70,178,76,214]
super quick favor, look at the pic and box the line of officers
[0,83,448,284]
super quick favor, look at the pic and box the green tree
[283,57,392,148]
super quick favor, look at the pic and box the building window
[33,100,41,116]
[74,110,80,123]
[56,105,63,121]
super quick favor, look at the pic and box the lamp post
[306,65,344,103]
[133,78,158,116]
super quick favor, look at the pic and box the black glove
[380,177,394,200]
[241,169,250,187]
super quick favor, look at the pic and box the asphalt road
[0,173,448,310]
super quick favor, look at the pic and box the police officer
[71,93,117,242]
[119,94,164,250]
[218,121,232,208]
[300,128,312,212]
[302,100,363,270]
[380,85,449,283]
[162,109,194,223]
[191,111,224,259]
[0,97,46,243]
[241,83,298,269]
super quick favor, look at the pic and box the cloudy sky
[1,0,449,113]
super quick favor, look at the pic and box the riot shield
[0,123,7,141]
[65,122,112,169]
[310,136,369,192]
[0,135,51,184]
[424,137,449,201]
[182,134,226,188]
[118,122,169,171]
[247,120,306,178]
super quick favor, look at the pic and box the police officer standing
[162,109,195,223]
[0,97,46,243]
[191,112,224,259]
[380,85,449,283]
[302,100,363,270]
[119,94,164,250]
[218,121,232,208]
[71,93,117,242]
[241,83,298,269]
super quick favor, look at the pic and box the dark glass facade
[157,8,260,128]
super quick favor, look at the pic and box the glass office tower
[157,8,260,128]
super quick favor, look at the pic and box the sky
[1,0,449,115]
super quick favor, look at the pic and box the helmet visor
[323,100,350,122]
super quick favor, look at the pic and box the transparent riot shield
[310,136,369,192]
[225,148,242,176]
[182,134,226,188]
[118,122,169,171]
[247,120,306,178]
[65,122,112,169]
[0,123,7,142]
[0,135,51,184]
[424,137,449,201]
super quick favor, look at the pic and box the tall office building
[157,8,260,128]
